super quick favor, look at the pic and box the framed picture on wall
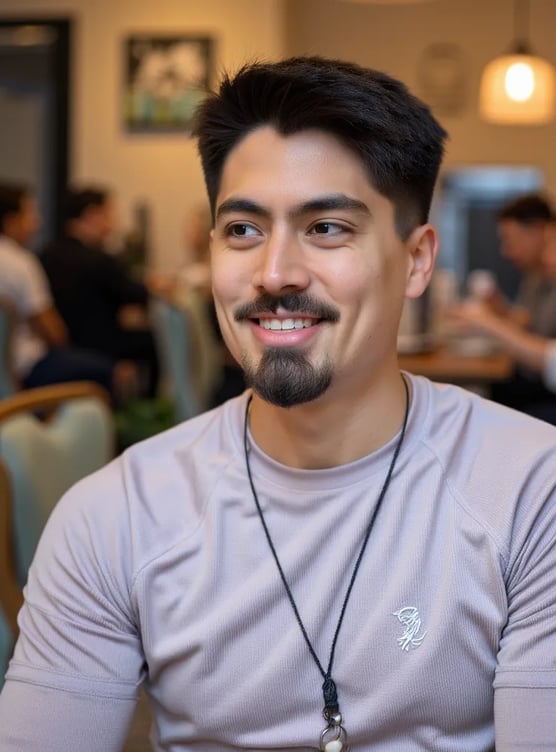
[123,35,213,132]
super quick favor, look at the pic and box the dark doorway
[0,18,71,248]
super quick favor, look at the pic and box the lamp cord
[514,0,530,52]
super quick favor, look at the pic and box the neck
[2,231,23,246]
[248,367,410,469]
[67,225,102,247]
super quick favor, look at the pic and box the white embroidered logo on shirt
[393,606,426,651]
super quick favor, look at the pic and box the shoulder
[47,393,250,577]
[0,237,32,271]
[412,371,555,445]
[0,238,48,290]
[410,375,556,554]
[414,375,556,484]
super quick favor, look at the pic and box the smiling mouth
[254,317,320,331]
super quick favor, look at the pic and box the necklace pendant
[320,711,348,751]
[323,741,344,752]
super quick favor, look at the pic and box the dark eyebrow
[215,198,271,222]
[215,193,371,223]
[292,194,370,217]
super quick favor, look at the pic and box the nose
[252,228,311,296]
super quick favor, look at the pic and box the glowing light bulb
[505,62,535,101]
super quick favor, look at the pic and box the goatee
[242,347,332,408]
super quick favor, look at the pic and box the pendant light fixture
[479,0,555,124]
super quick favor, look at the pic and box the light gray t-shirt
[1,375,556,751]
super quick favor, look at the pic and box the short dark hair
[0,181,28,233]
[193,56,448,238]
[498,193,554,225]
[64,187,109,222]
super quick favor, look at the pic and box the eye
[307,221,352,247]
[226,222,260,238]
[309,221,347,236]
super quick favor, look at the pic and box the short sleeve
[0,681,138,752]
[493,479,556,747]
[16,253,53,318]
[2,461,144,700]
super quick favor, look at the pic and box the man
[1,58,555,751]
[0,181,118,396]
[496,193,556,334]
[452,216,556,424]
[483,194,556,410]
[40,186,161,397]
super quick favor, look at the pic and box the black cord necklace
[243,377,410,752]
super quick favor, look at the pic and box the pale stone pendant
[324,739,344,752]
[320,711,348,751]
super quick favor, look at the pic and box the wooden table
[398,347,513,386]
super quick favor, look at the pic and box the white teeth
[259,318,316,331]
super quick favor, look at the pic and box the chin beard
[242,347,332,408]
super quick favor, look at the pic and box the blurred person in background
[178,202,213,296]
[40,186,167,398]
[177,201,246,405]
[0,180,126,399]
[451,215,556,422]
[460,193,556,411]
[493,193,556,333]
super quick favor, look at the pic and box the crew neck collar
[226,373,431,493]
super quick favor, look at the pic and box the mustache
[234,293,340,322]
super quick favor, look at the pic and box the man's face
[497,218,545,271]
[85,200,117,245]
[4,194,40,246]
[210,126,434,408]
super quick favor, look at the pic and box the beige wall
[0,0,285,269]
[3,0,556,269]
[284,0,556,197]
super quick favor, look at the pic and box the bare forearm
[485,317,548,373]
[29,307,69,348]
[451,303,549,375]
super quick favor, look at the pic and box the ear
[404,224,438,299]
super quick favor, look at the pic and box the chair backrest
[177,289,223,410]
[0,460,20,686]
[151,298,223,422]
[0,297,17,399]
[0,601,12,688]
[0,381,114,587]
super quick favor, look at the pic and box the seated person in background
[177,202,246,406]
[468,193,556,411]
[494,193,556,332]
[178,202,213,296]
[40,186,164,398]
[0,181,125,399]
[451,216,556,422]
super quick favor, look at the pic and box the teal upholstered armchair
[0,382,115,589]
[0,298,17,399]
